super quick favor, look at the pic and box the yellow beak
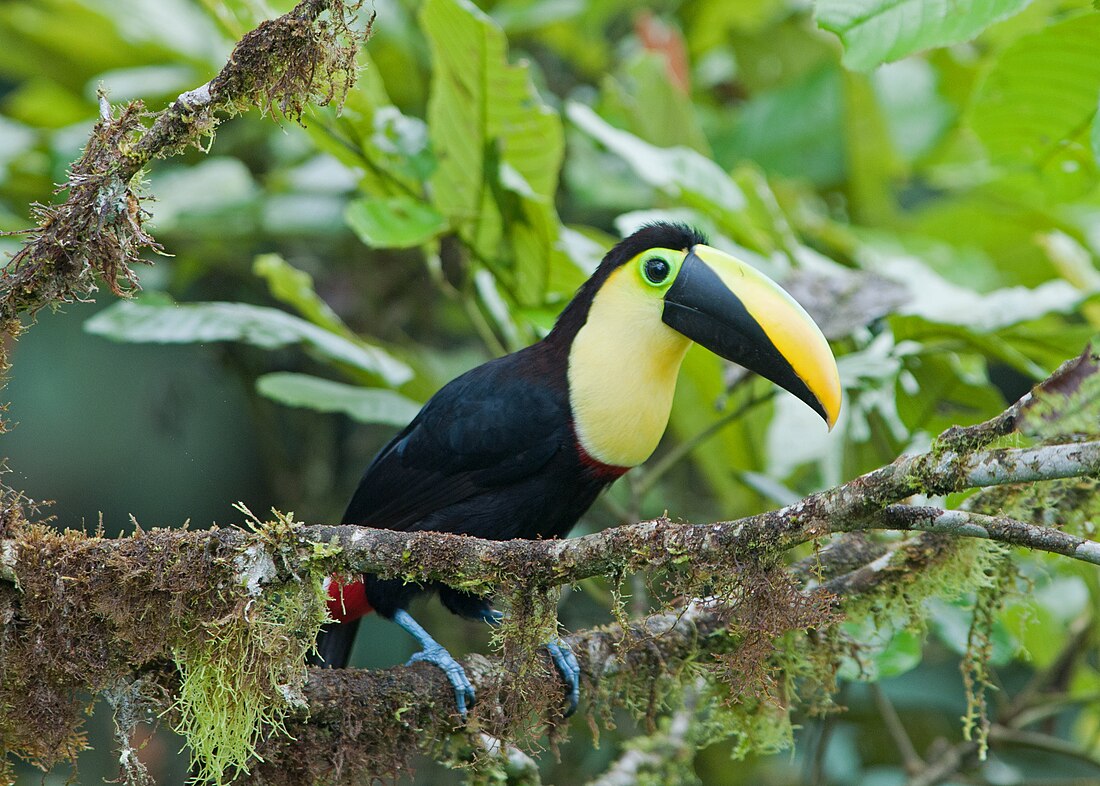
[662,245,841,428]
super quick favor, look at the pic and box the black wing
[341,348,569,532]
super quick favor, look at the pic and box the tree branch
[1,440,1097,594]
[0,0,369,326]
[249,599,738,785]
[873,505,1100,565]
[289,439,1100,591]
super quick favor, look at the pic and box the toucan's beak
[662,245,842,428]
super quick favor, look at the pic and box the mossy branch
[0,438,1095,596]
[251,599,745,784]
[0,0,369,328]
[2,353,1097,782]
[288,438,1100,592]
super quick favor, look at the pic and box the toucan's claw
[407,644,476,716]
[545,638,580,716]
[394,608,476,716]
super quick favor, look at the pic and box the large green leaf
[85,301,412,386]
[146,157,258,232]
[252,253,351,337]
[598,52,711,154]
[1093,94,1100,165]
[344,195,447,249]
[874,251,1091,378]
[970,13,1100,169]
[864,247,1091,332]
[723,66,845,187]
[256,373,420,426]
[421,0,563,304]
[896,354,1005,435]
[816,0,1032,72]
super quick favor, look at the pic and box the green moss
[166,510,336,784]
[172,580,327,785]
[960,551,1015,760]
[0,502,333,784]
[841,537,1007,636]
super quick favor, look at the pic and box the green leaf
[1002,575,1090,668]
[927,598,1018,666]
[838,620,924,680]
[0,116,35,179]
[668,346,770,517]
[1093,93,1100,166]
[567,101,747,224]
[868,251,1091,333]
[344,195,447,249]
[85,301,412,386]
[147,158,258,232]
[256,373,421,426]
[873,60,953,163]
[842,69,902,224]
[598,52,711,154]
[970,13,1100,168]
[723,66,845,187]
[96,64,197,101]
[421,0,563,303]
[872,629,925,678]
[816,0,1032,72]
[896,354,1005,435]
[892,317,1049,378]
[252,253,351,337]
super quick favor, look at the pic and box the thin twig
[871,683,925,774]
[635,385,775,498]
[987,725,1100,770]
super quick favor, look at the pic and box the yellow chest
[567,268,691,468]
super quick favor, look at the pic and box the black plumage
[346,339,615,620]
[315,224,708,671]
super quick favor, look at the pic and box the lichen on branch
[0,0,371,334]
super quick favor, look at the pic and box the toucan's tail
[310,618,362,668]
[309,576,373,668]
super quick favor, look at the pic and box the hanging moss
[171,580,329,784]
[0,501,335,784]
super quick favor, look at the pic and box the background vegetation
[3,0,1100,783]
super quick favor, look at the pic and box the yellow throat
[568,264,692,468]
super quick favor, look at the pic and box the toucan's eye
[643,257,671,285]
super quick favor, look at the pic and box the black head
[549,223,709,343]
[599,223,709,269]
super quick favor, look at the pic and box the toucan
[312,223,841,716]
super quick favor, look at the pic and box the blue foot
[545,638,580,716]
[406,644,476,716]
[394,609,475,716]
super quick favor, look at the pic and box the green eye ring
[643,257,670,285]
[642,253,675,286]
[635,248,683,288]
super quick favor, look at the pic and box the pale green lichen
[842,537,1008,638]
[960,549,1015,759]
[172,510,333,785]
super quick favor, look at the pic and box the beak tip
[816,378,842,432]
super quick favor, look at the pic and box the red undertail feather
[324,576,373,622]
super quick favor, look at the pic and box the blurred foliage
[3,0,1100,783]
